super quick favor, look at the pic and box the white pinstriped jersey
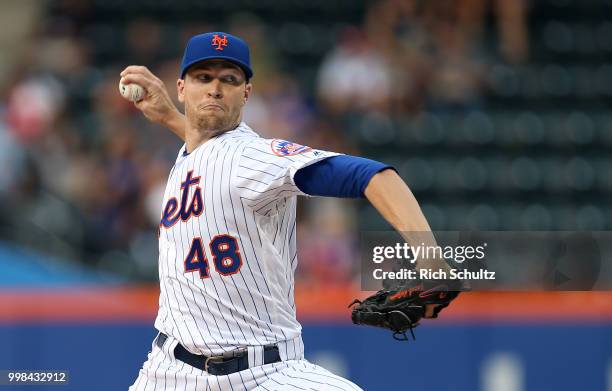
[154,122,339,356]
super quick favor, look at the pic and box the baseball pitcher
[121,32,460,390]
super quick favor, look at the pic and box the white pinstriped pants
[129,334,363,391]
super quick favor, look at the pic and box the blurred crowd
[319,0,527,116]
[0,0,539,282]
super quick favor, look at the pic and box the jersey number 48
[184,234,242,278]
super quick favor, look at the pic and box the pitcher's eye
[223,75,238,84]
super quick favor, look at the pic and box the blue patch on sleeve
[294,155,393,198]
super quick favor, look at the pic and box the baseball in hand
[119,80,146,102]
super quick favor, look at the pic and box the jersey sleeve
[234,138,340,215]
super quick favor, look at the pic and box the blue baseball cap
[180,32,253,80]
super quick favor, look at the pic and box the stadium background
[0,0,611,389]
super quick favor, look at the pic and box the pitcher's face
[178,59,251,133]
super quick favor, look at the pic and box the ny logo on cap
[211,34,228,51]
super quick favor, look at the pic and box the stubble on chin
[189,112,237,139]
[196,116,227,133]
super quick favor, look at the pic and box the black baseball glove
[349,279,463,341]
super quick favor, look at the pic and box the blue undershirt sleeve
[293,155,394,198]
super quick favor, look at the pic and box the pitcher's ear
[243,82,252,104]
[177,78,185,103]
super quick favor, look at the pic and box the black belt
[155,332,281,376]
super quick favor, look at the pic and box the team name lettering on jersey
[160,170,203,228]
